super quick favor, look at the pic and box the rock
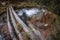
[44,24,48,27]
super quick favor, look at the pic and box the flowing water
[17,8,46,17]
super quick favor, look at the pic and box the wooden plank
[9,7,23,40]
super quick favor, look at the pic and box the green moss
[57,16,60,22]
[17,24,22,30]
[52,31,60,40]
